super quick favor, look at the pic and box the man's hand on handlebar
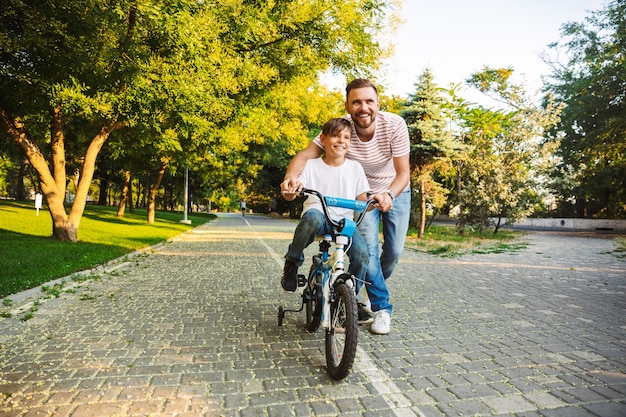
[371,192,394,213]
[367,193,386,212]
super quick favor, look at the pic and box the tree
[244,79,345,211]
[1,0,146,241]
[542,0,626,218]
[1,0,394,240]
[400,69,462,238]
[457,67,561,234]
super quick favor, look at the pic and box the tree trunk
[456,160,465,235]
[53,217,78,242]
[128,174,134,213]
[67,122,124,234]
[117,170,131,217]
[166,180,172,211]
[147,162,167,224]
[17,159,27,201]
[494,216,502,235]
[426,207,438,230]
[135,179,142,209]
[418,177,426,239]
[50,106,67,203]
[98,160,110,206]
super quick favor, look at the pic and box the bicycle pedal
[297,274,306,287]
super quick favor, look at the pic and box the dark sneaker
[358,303,374,325]
[281,261,298,292]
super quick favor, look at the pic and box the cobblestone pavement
[1,214,625,417]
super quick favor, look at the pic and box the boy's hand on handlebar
[281,176,302,201]
[281,176,302,193]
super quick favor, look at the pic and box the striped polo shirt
[314,111,410,193]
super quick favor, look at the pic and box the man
[281,79,411,335]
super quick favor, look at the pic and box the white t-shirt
[299,158,370,223]
[313,111,410,193]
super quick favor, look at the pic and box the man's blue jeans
[357,188,411,314]
[285,209,368,283]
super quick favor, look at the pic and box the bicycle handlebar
[293,188,377,228]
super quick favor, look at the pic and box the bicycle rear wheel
[325,282,358,380]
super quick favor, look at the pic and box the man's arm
[281,141,323,194]
[378,154,410,213]
[390,154,411,197]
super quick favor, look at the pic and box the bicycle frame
[278,188,375,379]
[317,221,355,328]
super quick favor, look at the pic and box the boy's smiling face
[321,126,351,158]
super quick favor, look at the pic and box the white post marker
[35,193,42,216]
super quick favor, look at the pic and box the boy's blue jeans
[285,209,368,283]
[356,188,411,314]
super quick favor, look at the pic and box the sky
[323,0,607,99]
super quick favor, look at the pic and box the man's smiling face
[345,86,380,130]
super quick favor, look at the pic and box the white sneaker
[370,310,391,335]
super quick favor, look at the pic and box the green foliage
[469,242,530,255]
[405,223,523,257]
[403,69,461,168]
[449,67,561,233]
[401,68,465,236]
[1,0,395,237]
[542,0,626,218]
[0,155,14,197]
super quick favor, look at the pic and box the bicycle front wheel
[325,282,358,380]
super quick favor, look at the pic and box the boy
[281,118,379,292]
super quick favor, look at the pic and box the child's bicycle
[278,188,376,380]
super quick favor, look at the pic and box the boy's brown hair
[321,118,352,137]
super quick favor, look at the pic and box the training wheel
[278,306,284,326]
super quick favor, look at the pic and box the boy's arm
[281,142,323,194]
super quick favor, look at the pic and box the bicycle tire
[325,282,358,380]
[305,272,322,332]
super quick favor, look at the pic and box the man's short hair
[346,79,378,99]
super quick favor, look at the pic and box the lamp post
[180,167,192,224]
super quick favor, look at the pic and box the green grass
[603,237,626,259]
[0,200,215,298]
[405,223,525,256]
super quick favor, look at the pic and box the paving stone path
[1,213,625,416]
